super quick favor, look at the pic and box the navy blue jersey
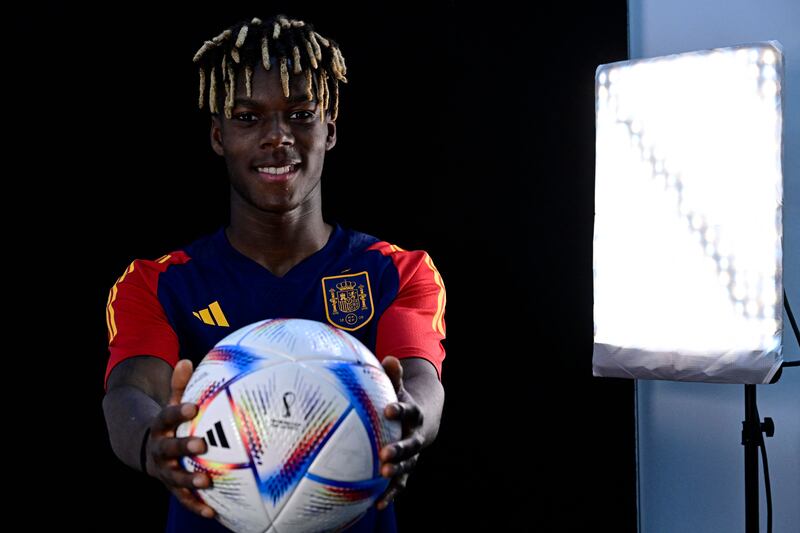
[104,223,446,532]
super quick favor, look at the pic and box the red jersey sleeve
[103,254,187,392]
[367,242,447,380]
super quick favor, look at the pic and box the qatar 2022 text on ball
[176,318,402,533]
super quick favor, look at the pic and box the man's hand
[144,359,216,520]
[376,356,426,511]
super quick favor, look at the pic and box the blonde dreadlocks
[192,15,348,122]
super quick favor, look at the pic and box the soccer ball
[176,318,402,533]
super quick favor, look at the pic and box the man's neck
[225,201,333,278]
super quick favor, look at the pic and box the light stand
[741,384,774,533]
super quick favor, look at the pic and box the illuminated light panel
[592,42,784,384]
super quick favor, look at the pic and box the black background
[13,2,633,531]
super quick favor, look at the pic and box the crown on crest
[336,280,357,291]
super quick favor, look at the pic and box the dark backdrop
[13,2,633,531]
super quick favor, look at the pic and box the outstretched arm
[376,356,445,510]
[102,357,217,519]
[102,356,170,471]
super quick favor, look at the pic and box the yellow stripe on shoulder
[105,252,187,344]
[423,253,446,336]
[106,260,136,343]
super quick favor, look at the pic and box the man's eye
[291,111,315,120]
[234,112,257,122]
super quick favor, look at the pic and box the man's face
[210,64,337,214]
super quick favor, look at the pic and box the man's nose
[260,116,294,146]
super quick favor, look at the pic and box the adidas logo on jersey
[192,300,230,327]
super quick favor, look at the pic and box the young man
[102,14,446,533]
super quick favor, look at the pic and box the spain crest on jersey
[321,271,374,331]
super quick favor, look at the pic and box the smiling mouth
[254,164,300,182]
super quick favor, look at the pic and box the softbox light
[592,42,784,384]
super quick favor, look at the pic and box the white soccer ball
[176,318,402,533]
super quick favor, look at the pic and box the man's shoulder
[359,234,433,262]
[111,227,221,284]
[338,226,440,281]
[174,226,222,258]
[337,225,416,254]
[339,224,381,252]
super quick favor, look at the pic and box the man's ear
[210,114,225,156]
[325,118,337,151]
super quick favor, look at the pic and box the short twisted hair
[192,14,347,121]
